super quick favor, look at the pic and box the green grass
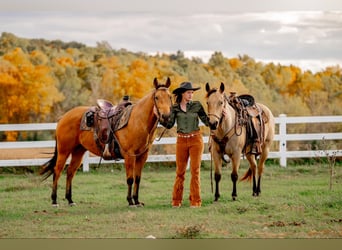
[0,163,341,238]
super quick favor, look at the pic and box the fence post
[82,151,90,172]
[279,114,287,167]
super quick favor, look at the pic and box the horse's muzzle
[209,121,218,130]
[159,113,170,125]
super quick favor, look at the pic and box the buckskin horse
[205,82,275,201]
[40,78,172,207]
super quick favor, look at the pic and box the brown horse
[205,82,275,201]
[40,78,172,207]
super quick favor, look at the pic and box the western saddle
[85,97,132,160]
[227,92,267,156]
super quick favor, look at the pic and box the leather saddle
[84,98,132,160]
[228,93,266,155]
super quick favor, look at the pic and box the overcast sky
[1,0,342,72]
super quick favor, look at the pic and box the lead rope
[155,127,167,141]
[209,135,213,193]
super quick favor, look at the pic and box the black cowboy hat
[172,82,201,94]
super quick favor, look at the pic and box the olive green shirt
[165,101,209,133]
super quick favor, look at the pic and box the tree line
[0,32,341,141]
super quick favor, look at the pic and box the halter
[207,92,228,126]
[208,93,241,143]
[153,86,172,121]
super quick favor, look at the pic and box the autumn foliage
[0,32,341,129]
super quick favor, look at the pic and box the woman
[164,81,209,208]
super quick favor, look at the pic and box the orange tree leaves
[0,48,64,124]
[0,33,341,130]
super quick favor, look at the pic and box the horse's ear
[205,82,210,93]
[153,77,158,88]
[165,77,171,88]
[219,82,225,93]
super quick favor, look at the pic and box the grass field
[0,162,341,239]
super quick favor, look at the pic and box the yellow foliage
[0,62,21,85]
[55,57,75,66]
[228,58,243,70]
[0,48,64,126]
[4,131,18,142]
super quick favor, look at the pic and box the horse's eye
[219,101,223,105]
[155,96,159,101]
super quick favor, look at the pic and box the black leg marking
[231,173,238,200]
[214,173,221,201]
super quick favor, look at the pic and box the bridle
[207,92,227,126]
[153,86,172,122]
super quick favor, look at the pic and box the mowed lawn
[0,162,341,239]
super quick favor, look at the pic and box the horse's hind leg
[246,154,258,196]
[51,154,69,206]
[65,146,86,206]
[255,145,270,196]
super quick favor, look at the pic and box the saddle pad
[114,104,133,131]
[80,105,133,132]
[80,110,93,131]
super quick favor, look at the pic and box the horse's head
[205,82,226,130]
[153,77,172,125]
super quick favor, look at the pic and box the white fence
[0,114,341,170]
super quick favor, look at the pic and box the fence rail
[0,114,341,170]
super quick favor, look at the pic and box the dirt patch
[0,148,54,160]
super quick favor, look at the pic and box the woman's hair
[174,93,182,104]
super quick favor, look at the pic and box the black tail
[39,142,57,181]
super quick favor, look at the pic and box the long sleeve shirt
[165,101,209,134]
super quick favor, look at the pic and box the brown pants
[172,132,204,207]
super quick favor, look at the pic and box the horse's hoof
[136,202,144,207]
[52,203,59,208]
[69,202,77,207]
[232,196,237,201]
[129,204,137,208]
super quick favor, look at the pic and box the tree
[0,48,64,124]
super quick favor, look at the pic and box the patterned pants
[172,132,204,207]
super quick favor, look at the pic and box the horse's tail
[240,168,252,182]
[39,141,57,181]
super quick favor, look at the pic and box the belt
[177,132,200,138]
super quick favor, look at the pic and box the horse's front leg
[133,176,144,207]
[125,156,136,207]
[212,145,223,202]
[132,153,148,207]
[214,173,221,201]
[230,154,241,201]
[126,177,134,206]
